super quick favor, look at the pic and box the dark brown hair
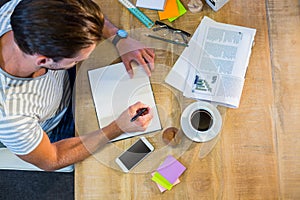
[11,0,104,62]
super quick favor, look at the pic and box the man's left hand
[116,37,155,78]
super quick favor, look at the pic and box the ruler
[118,0,154,28]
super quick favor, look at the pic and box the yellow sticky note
[151,172,180,192]
[168,0,187,22]
[151,172,173,190]
[158,0,179,20]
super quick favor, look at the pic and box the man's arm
[101,17,155,77]
[18,102,153,171]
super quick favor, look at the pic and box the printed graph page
[166,16,256,108]
[199,18,255,77]
[181,16,256,77]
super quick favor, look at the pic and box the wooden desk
[75,0,300,199]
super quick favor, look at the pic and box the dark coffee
[190,109,213,131]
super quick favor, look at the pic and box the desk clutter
[151,155,186,192]
[136,0,230,20]
[118,0,230,28]
[107,0,252,177]
[136,0,187,22]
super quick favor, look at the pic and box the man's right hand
[103,102,153,140]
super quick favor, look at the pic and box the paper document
[88,63,161,142]
[165,16,256,108]
[136,0,167,10]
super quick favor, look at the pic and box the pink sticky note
[157,155,186,184]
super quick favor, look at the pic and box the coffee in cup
[190,109,213,131]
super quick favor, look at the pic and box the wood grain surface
[74,0,300,199]
[268,0,300,199]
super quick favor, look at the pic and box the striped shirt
[0,0,71,155]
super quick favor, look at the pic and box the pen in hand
[130,108,148,122]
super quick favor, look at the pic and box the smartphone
[115,137,154,173]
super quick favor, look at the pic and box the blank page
[88,62,161,142]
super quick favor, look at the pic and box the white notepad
[136,0,167,10]
[88,62,161,142]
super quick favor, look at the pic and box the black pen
[130,108,148,122]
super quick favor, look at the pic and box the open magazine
[165,16,256,108]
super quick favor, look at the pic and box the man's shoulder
[0,114,38,124]
[0,114,43,156]
[0,0,21,8]
[0,0,11,8]
[0,0,22,36]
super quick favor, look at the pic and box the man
[0,0,154,170]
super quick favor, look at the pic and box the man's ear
[36,55,54,67]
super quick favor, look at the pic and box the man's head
[11,0,104,63]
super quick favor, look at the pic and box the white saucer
[180,101,222,142]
